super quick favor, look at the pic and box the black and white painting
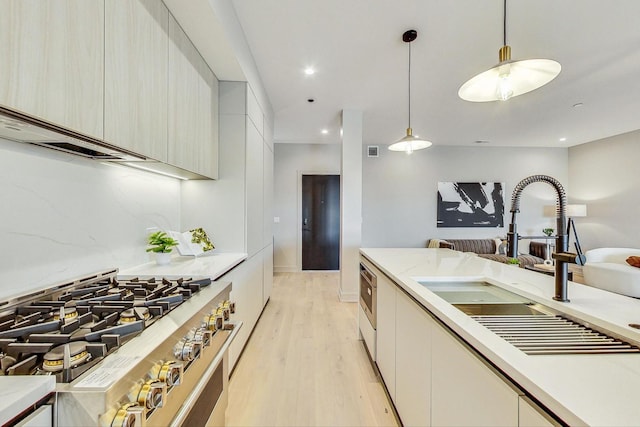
[437,182,504,227]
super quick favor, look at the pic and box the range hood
[0,106,211,180]
[0,106,145,161]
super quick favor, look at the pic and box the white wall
[362,145,569,248]
[273,143,342,271]
[569,129,640,250]
[0,138,181,299]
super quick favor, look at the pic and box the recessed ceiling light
[304,67,315,75]
[559,137,567,142]
[321,129,328,134]
[572,102,583,108]
[474,140,490,144]
[307,98,315,103]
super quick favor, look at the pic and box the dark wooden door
[302,175,340,270]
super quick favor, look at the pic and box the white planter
[155,252,172,265]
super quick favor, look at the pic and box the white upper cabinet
[168,15,218,179]
[0,0,104,138]
[104,0,168,161]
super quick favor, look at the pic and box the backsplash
[0,137,181,299]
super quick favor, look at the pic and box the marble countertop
[0,376,55,425]
[119,251,247,279]
[361,248,640,426]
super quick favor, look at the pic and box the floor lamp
[566,204,587,264]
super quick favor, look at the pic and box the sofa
[582,248,640,297]
[428,238,547,267]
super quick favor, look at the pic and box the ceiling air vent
[367,145,379,157]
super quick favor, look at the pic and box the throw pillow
[626,256,640,268]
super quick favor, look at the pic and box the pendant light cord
[503,0,507,46]
[408,39,412,129]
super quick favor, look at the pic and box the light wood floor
[226,272,398,427]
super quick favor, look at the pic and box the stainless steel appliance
[0,269,240,427]
[359,262,377,329]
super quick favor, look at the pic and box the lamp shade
[458,55,561,102]
[566,204,587,218]
[543,204,587,218]
[388,128,432,154]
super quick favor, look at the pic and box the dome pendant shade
[388,128,432,154]
[458,45,561,102]
[458,0,561,103]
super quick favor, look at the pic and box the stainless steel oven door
[359,263,377,329]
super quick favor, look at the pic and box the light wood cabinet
[395,290,432,427]
[0,0,104,138]
[375,271,396,400]
[104,0,168,161]
[168,15,218,178]
[431,322,519,426]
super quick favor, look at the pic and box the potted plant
[506,257,520,267]
[146,231,179,265]
[542,228,554,236]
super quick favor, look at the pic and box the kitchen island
[361,248,640,426]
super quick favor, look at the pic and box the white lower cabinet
[375,271,396,399]
[223,252,264,371]
[431,322,519,426]
[519,396,558,427]
[366,256,558,427]
[395,290,432,427]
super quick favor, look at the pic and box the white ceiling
[227,0,640,148]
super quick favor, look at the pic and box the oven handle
[360,263,376,287]
[169,321,243,427]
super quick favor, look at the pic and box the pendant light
[388,29,432,154]
[458,0,561,102]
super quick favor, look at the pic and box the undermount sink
[415,278,640,355]
[416,280,532,305]
[453,302,548,316]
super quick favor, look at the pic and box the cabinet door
[263,244,273,306]
[519,397,558,427]
[246,119,264,256]
[263,142,274,249]
[431,323,519,426]
[375,271,396,400]
[0,0,103,138]
[168,15,218,178]
[105,0,168,161]
[224,253,263,370]
[395,290,432,427]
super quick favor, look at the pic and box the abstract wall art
[437,182,505,227]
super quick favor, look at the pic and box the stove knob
[203,313,218,331]
[136,379,166,410]
[110,402,144,427]
[158,361,183,387]
[219,302,230,321]
[192,327,212,348]
[173,338,201,361]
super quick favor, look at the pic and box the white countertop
[119,251,247,279]
[0,376,55,425]
[361,248,640,426]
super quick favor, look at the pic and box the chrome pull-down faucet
[507,175,583,302]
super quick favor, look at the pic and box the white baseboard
[274,265,299,273]
[338,288,358,302]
